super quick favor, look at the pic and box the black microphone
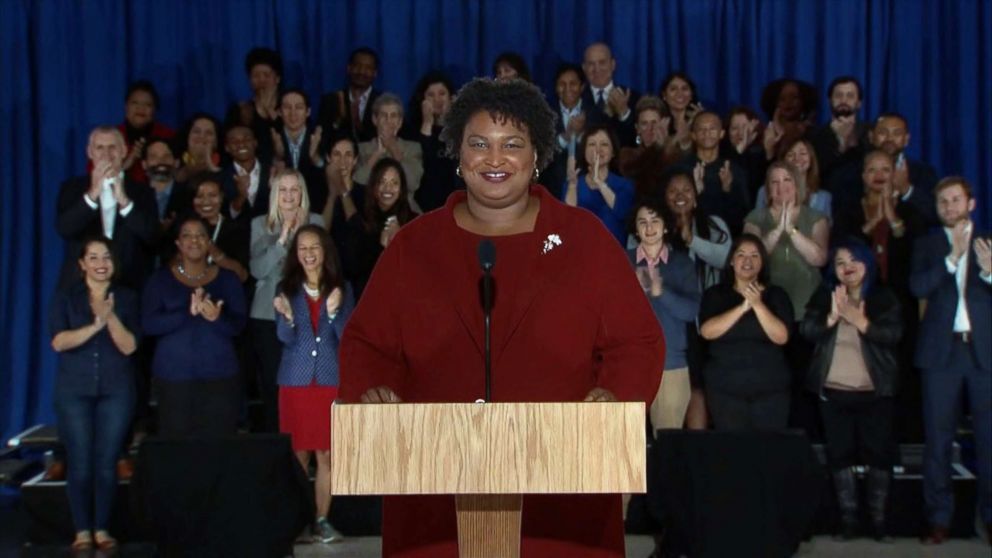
[477,239,496,402]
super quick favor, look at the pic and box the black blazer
[800,285,903,397]
[280,126,328,213]
[222,161,272,221]
[910,228,992,373]
[56,175,159,291]
[316,88,381,145]
[580,85,639,147]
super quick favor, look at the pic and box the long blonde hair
[265,168,311,232]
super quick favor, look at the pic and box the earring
[534,166,540,181]
[456,166,462,177]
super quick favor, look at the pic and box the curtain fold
[1,0,987,440]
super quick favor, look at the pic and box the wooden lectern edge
[330,400,647,496]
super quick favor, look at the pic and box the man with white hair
[56,126,158,291]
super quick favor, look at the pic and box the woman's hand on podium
[583,388,617,402]
[360,386,403,403]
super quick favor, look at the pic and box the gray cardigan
[249,212,326,320]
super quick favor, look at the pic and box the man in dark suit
[910,176,992,544]
[56,126,159,291]
[276,88,327,214]
[316,47,381,145]
[223,124,271,221]
[580,42,639,147]
[141,138,188,265]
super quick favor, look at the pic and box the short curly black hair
[440,78,557,170]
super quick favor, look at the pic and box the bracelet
[891,220,905,229]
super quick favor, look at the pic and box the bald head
[582,42,616,89]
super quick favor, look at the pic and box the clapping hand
[90,292,115,328]
[122,137,146,170]
[273,293,293,323]
[271,128,286,163]
[199,296,224,322]
[827,285,844,327]
[190,287,205,316]
[892,157,910,196]
[380,216,400,248]
[588,153,604,189]
[950,220,971,261]
[89,160,115,201]
[692,162,705,194]
[111,175,130,208]
[718,160,733,193]
[763,118,784,159]
[830,114,857,152]
[308,126,323,166]
[607,87,631,118]
[973,237,992,276]
[278,210,299,245]
[735,118,760,154]
[583,387,617,402]
[739,281,764,311]
[837,295,866,329]
[326,286,343,316]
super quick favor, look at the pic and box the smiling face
[690,113,724,151]
[662,77,692,112]
[784,142,811,174]
[296,230,324,276]
[193,180,223,222]
[274,174,303,213]
[125,89,155,128]
[175,220,210,262]
[584,130,614,168]
[636,108,663,146]
[731,240,763,284]
[834,248,866,291]
[635,206,665,248]
[870,116,909,156]
[224,126,258,164]
[861,152,894,193]
[582,44,615,89]
[424,82,452,118]
[327,138,356,172]
[936,183,975,228]
[728,113,750,147]
[665,174,696,215]
[459,111,536,210]
[374,166,402,211]
[280,92,310,133]
[87,130,126,170]
[555,69,584,109]
[78,240,114,283]
[347,52,377,90]
[768,167,799,208]
[373,102,403,138]
[188,118,217,152]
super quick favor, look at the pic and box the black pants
[707,389,790,431]
[156,376,240,438]
[250,318,283,433]
[819,389,895,470]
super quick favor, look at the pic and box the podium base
[455,494,522,558]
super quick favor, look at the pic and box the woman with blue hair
[800,238,904,541]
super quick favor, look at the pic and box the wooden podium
[330,402,646,558]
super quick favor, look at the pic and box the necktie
[351,97,361,133]
[596,90,605,111]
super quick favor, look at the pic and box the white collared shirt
[82,171,133,238]
[349,87,373,121]
[558,100,584,152]
[234,161,261,206]
[588,81,631,121]
[284,129,306,169]
[944,224,973,332]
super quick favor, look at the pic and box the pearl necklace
[177,263,207,281]
[303,282,321,299]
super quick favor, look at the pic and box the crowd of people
[47,41,990,555]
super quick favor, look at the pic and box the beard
[832,105,856,118]
[147,164,174,183]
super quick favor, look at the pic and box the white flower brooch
[542,234,562,254]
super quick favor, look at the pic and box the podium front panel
[330,401,646,496]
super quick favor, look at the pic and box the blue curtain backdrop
[1,0,989,441]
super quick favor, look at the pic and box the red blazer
[339,185,664,557]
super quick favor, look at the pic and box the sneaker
[314,518,343,543]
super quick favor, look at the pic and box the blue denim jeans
[55,384,135,531]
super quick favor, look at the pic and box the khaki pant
[650,367,690,435]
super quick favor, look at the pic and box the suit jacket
[339,185,663,557]
[910,228,992,373]
[56,175,159,291]
[316,88,381,144]
[223,161,272,221]
[281,126,328,214]
[580,84,639,147]
[274,284,354,386]
[249,212,326,321]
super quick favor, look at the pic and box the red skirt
[279,384,338,451]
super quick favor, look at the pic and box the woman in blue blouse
[273,224,354,543]
[50,236,139,552]
[628,199,701,432]
[142,215,247,437]
[563,124,635,246]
